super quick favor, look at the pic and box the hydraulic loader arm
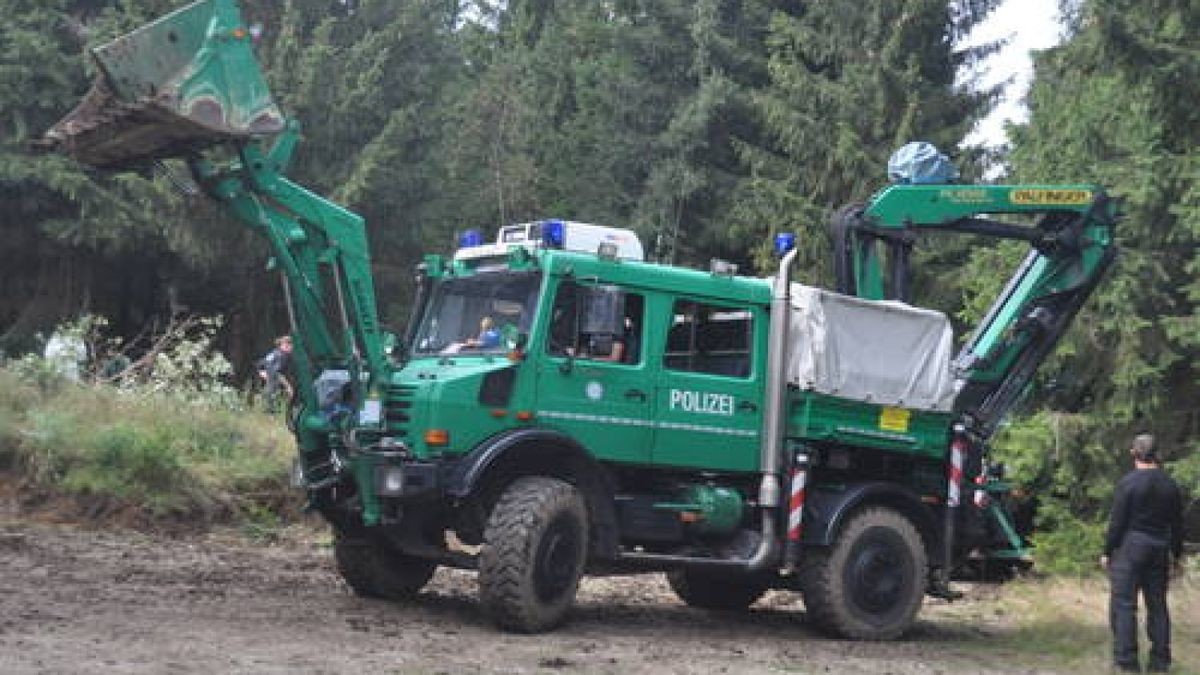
[830,184,1118,439]
[42,0,390,453]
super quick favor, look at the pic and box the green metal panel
[864,184,1100,223]
[391,356,537,460]
[649,290,766,473]
[538,251,773,307]
[787,390,953,459]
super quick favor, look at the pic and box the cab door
[533,281,653,465]
[651,297,764,472]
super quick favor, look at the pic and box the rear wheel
[667,568,770,610]
[478,476,588,633]
[334,537,437,601]
[800,507,926,640]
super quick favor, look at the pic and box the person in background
[1101,433,1185,673]
[257,335,293,412]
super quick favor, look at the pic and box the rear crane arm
[831,184,1119,439]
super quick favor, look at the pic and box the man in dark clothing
[1101,434,1185,673]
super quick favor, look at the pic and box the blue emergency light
[774,232,796,256]
[542,220,565,248]
[458,229,484,248]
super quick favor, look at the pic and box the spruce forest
[0,0,1196,564]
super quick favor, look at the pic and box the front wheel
[800,506,927,640]
[478,476,589,633]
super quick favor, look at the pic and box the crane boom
[830,184,1118,439]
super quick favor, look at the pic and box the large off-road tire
[667,568,770,611]
[800,506,927,640]
[478,476,589,633]
[334,538,437,601]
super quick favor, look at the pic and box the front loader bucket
[43,0,283,168]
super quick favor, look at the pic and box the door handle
[738,400,758,412]
[624,389,647,402]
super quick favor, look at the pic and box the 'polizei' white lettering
[669,389,735,416]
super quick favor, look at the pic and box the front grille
[384,384,416,439]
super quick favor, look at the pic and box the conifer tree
[983,0,1198,560]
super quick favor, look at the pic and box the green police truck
[45,0,1117,640]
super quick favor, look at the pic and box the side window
[546,281,644,365]
[663,300,753,378]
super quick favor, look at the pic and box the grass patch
[958,575,1200,674]
[0,366,297,528]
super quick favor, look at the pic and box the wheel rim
[533,514,582,602]
[847,533,909,616]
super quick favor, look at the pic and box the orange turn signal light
[515,410,535,422]
[424,429,449,446]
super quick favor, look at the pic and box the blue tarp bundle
[887,142,958,184]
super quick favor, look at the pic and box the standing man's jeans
[1110,532,1171,670]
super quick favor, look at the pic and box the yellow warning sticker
[1009,188,1092,206]
[879,406,911,433]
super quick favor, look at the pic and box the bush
[1029,511,1106,577]
[0,338,295,525]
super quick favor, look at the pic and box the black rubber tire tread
[478,476,589,633]
[800,506,927,640]
[666,568,770,611]
[334,538,437,601]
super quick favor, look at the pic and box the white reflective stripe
[834,425,916,444]
[537,410,654,428]
[791,472,807,496]
[656,420,758,438]
[788,471,807,531]
[538,410,758,438]
[947,443,964,508]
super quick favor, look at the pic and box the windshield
[413,271,541,355]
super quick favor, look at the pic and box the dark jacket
[1104,467,1184,558]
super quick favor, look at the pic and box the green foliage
[1028,512,1107,577]
[0,320,294,521]
[734,0,999,282]
[983,0,1200,563]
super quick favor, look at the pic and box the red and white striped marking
[973,475,990,508]
[788,454,809,542]
[946,436,966,508]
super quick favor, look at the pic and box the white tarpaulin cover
[786,284,957,411]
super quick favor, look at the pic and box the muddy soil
[0,517,1060,675]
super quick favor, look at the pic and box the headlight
[376,466,406,497]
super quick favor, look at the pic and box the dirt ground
[1,510,1123,675]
